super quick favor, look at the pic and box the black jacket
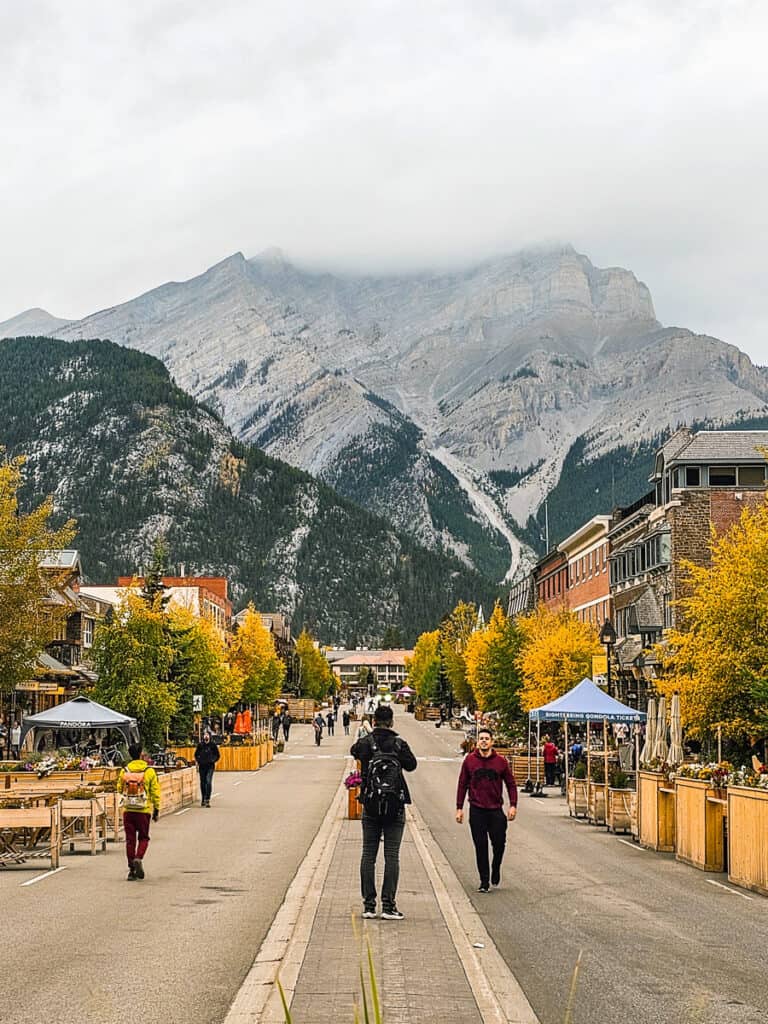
[350,727,417,804]
[194,741,220,768]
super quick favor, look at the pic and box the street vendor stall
[529,678,646,822]
[18,695,139,752]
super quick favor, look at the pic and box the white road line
[211,793,221,800]
[707,879,753,900]
[174,808,190,816]
[233,781,243,787]
[617,839,644,851]
[21,866,66,887]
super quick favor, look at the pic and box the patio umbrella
[653,695,668,763]
[242,708,253,734]
[668,693,684,766]
[640,697,656,764]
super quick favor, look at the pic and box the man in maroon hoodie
[456,727,517,892]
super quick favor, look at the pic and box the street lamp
[598,619,617,698]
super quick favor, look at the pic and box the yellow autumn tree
[0,454,76,696]
[405,629,441,702]
[517,605,600,712]
[655,500,768,740]
[294,628,333,701]
[230,605,286,705]
[465,603,524,725]
[440,601,478,706]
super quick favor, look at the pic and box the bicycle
[149,744,191,768]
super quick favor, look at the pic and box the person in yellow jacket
[117,742,161,881]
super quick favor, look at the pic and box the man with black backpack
[350,703,417,920]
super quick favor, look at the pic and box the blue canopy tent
[528,678,646,796]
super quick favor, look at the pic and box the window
[83,617,94,648]
[663,593,672,628]
[739,465,765,486]
[709,466,736,485]
[685,466,701,486]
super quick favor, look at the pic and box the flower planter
[588,781,607,825]
[567,778,588,817]
[347,787,362,820]
[727,786,768,896]
[266,739,274,763]
[607,788,635,834]
[674,777,725,872]
[638,771,676,852]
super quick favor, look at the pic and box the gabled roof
[667,430,768,465]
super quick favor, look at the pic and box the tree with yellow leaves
[0,454,76,697]
[405,629,441,702]
[656,500,768,740]
[517,605,600,712]
[294,628,333,702]
[440,601,478,706]
[464,603,524,727]
[230,605,286,706]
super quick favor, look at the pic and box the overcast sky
[2,1,767,361]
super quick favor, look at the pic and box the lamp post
[598,619,617,699]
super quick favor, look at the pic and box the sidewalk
[289,815,484,1023]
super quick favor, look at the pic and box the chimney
[179,563,186,578]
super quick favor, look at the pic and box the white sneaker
[362,908,378,919]
[381,908,404,920]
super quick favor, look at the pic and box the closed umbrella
[234,711,245,734]
[242,708,253,734]
[640,697,656,764]
[668,693,684,766]
[653,695,668,763]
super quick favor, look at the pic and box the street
[1,709,767,1024]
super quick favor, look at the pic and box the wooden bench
[0,804,61,869]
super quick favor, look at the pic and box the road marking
[409,804,540,1024]
[211,793,221,800]
[21,866,66,887]
[617,839,644,851]
[174,807,190,816]
[233,781,243,787]
[707,879,753,900]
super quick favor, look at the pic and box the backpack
[362,737,405,821]
[122,767,148,809]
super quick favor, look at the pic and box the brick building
[558,515,613,627]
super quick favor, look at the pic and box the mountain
[0,336,501,644]
[0,308,73,337]
[5,245,767,572]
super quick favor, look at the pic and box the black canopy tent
[19,695,139,749]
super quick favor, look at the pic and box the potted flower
[345,770,363,820]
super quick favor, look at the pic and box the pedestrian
[118,741,161,881]
[456,727,517,893]
[282,712,292,743]
[342,709,351,735]
[333,699,340,722]
[326,710,335,736]
[356,714,372,741]
[543,735,558,787]
[313,713,324,746]
[194,729,220,807]
[10,720,21,759]
[570,738,583,766]
[271,712,282,743]
[351,703,417,920]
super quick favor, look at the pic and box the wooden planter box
[347,787,362,820]
[607,788,635,834]
[266,739,274,763]
[0,803,61,868]
[638,771,676,852]
[60,797,108,855]
[674,777,726,872]
[567,778,588,817]
[728,786,768,895]
[588,781,607,825]
[101,790,122,842]
[512,756,545,783]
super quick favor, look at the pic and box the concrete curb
[223,769,347,1024]
[408,804,540,1024]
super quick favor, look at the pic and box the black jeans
[199,765,215,801]
[469,806,507,887]
[360,810,406,910]
[545,762,556,786]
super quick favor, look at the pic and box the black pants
[545,762,556,786]
[199,764,215,801]
[360,810,406,911]
[469,806,507,887]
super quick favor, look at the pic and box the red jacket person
[456,727,517,892]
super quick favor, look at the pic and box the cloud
[2,1,767,361]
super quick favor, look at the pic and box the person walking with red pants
[456,727,517,892]
[117,742,161,881]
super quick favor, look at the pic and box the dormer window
[685,466,700,486]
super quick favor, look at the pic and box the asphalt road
[396,710,768,1024]
[0,723,349,1024]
